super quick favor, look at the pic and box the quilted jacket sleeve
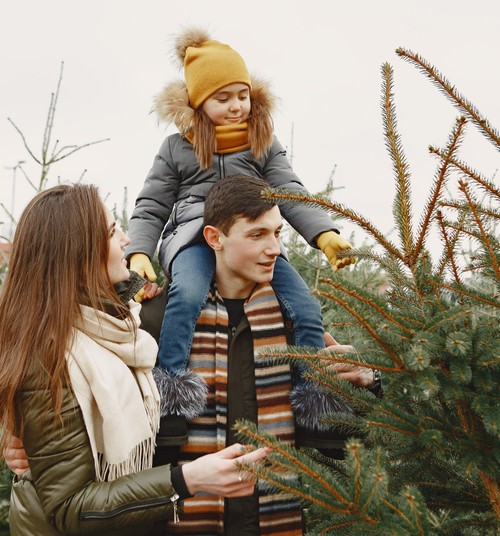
[126,135,182,260]
[19,380,177,536]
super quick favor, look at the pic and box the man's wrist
[367,369,383,396]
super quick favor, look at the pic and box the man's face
[215,206,283,298]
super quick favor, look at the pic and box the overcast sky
[1,0,499,256]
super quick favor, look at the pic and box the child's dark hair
[204,174,277,235]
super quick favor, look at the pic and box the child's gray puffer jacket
[126,78,335,275]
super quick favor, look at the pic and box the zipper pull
[170,493,180,523]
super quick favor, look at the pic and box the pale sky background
[1,0,499,256]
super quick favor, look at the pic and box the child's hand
[129,253,157,302]
[317,231,357,272]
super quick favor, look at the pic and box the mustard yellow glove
[317,231,357,273]
[129,253,157,302]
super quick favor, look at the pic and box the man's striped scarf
[168,282,303,535]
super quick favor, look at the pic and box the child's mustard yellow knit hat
[174,28,251,110]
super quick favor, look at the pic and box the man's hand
[322,332,375,387]
[129,253,157,302]
[317,231,356,273]
[3,434,29,477]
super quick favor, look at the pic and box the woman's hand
[141,281,163,301]
[182,443,269,497]
[3,434,29,477]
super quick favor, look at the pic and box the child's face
[202,83,251,126]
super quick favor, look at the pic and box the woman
[0,184,267,536]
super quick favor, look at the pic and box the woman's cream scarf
[67,301,160,481]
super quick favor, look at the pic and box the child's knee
[168,280,206,310]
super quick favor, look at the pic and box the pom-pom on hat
[174,27,252,110]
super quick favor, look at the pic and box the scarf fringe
[96,435,156,482]
[96,394,159,482]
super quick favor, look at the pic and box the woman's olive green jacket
[9,365,177,536]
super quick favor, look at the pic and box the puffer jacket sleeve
[126,135,181,260]
[19,380,177,536]
[262,137,336,247]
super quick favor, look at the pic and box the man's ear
[203,225,222,251]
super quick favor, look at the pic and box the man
[149,174,378,536]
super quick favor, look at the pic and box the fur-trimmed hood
[153,75,278,136]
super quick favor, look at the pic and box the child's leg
[157,243,215,372]
[271,256,325,349]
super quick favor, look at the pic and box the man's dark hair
[204,174,277,234]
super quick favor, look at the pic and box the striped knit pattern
[168,283,302,535]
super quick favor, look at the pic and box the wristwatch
[369,369,383,396]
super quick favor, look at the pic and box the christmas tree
[237,49,499,535]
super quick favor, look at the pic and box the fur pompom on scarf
[68,301,160,481]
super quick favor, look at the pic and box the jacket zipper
[171,492,180,523]
[171,202,178,228]
[218,154,226,177]
[229,326,236,344]
[79,493,179,521]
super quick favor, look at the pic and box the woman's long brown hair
[0,184,122,448]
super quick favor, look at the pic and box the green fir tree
[236,49,500,535]
[283,179,389,348]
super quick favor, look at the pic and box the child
[126,28,356,375]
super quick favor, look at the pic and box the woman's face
[105,208,131,285]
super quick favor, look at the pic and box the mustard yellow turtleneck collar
[186,122,251,154]
[214,122,250,153]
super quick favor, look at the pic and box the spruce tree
[237,49,499,535]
